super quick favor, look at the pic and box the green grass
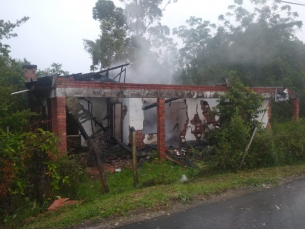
[16,161,305,229]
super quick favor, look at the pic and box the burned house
[23,64,300,160]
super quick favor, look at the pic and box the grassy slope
[23,162,305,229]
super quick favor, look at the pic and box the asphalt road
[117,178,305,229]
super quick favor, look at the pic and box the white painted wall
[257,100,270,128]
[129,98,144,130]
[122,98,145,145]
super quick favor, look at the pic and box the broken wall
[122,98,146,147]
[125,98,219,147]
[76,97,271,147]
[257,100,270,127]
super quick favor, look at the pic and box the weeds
[16,163,305,229]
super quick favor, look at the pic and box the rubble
[48,198,82,211]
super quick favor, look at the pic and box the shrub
[0,129,75,218]
[207,77,263,172]
[247,120,305,168]
[270,100,293,123]
[210,110,251,171]
[53,155,86,198]
[273,121,305,162]
[211,77,263,127]
[247,129,281,168]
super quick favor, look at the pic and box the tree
[0,18,33,132]
[84,0,178,83]
[212,77,263,127]
[174,0,305,91]
[0,19,80,226]
[207,77,263,171]
[0,17,29,57]
[37,63,69,77]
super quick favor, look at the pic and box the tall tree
[0,17,33,131]
[84,0,178,83]
[0,17,29,57]
[174,0,305,90]
[37,63,69,77]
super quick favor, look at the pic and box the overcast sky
[1,0,305,74]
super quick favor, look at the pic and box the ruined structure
[23,65,300,159]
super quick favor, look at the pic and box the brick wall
[266,100,272,129]
[50,97,67,155]
[157,98,166,160]
[292,98,300,120]
[135,130,145,148]
[55,77,228,92]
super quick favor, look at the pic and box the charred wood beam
[142,98,179,110]
[97,63,129,74]
[113,136,150,156]
[73,116,89,141]
[113,136,132,153]
[92,117,107,132]
[73,63,129,81]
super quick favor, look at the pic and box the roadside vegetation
[18,163,305,229]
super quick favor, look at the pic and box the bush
[209,110,251,171]
[247,120,305,168]
[0,129,83,219]
[0,129,58,202]
[270,100,293,123]
[273,121,305,162]
[247,129,282,168]
[53,155,86,198]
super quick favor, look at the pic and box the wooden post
[157,98,166,160]
[240,127,258,168]
[92,140,109,193]
[130,127,138,186]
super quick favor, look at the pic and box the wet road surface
[117,178,305,229]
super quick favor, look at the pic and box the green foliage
[0,17,29,56]
[36,63,69,77]
[0,15,81,228]
[246,120,305,168]
[0,130,87,228]
[20,164,305,229]
[139,160,186,187]
[245,129,280,168]
[175,0,305,93]
[53,155,86,197]
[0,18,34,132]
[272,121,305,161]
[0,129,59,200]
[84,0,178,83]
[270,100,293,123]
[205,79,305,171]
[206,78,262,171]
[210,110,251,171]
[212,77,263,127]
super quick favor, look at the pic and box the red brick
[157,98,166,160]
[50,97,67,155]
[292,98,300,120]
